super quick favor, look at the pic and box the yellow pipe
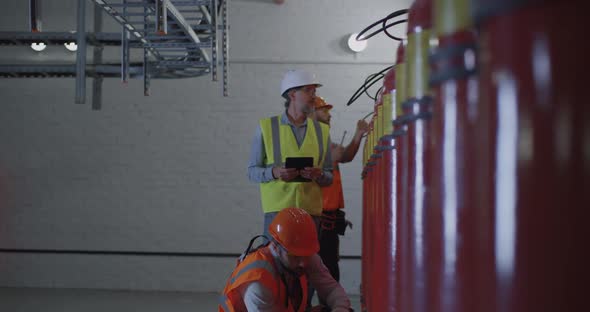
[434,0,473,37]
[405,29,432,102]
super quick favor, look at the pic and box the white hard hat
[280,69,322,96]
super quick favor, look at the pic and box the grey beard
[301,105,313,114]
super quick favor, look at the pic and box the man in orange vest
[219,207,352,312]
[311,97,368,282]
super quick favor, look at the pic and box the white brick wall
[0,0,411,294]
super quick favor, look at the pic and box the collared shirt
[240,246,351,312]
[247,111,333,186]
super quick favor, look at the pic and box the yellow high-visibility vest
[259,116,330,216]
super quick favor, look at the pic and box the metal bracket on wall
[0,0,231,109]
[93,2,104,109]
[221,0,228,96]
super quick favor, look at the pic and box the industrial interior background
[0,0,587,311]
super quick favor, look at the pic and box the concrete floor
[0,287,361,311]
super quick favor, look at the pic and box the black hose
[383,18,408,41]
[363,73,383,100]
[356,9,409,42]
[347,73,384,105]
[362,111,375,120]
[374,85,384,102]
[346,65,393,106]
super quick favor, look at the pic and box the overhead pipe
[143,3,151,96]
[121,0,130,83]
[75,0,87,104]
[211,0,218,81]
[156,0,168,35]
[29,0,42,32]
[221,0,229,95]
[93,3,104,110]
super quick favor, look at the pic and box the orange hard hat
[268,207,319,257]
[313,97,333,110]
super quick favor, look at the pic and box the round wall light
[347,33,367,53]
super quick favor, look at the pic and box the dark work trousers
[319,227,340,281]
[314,212,343,309]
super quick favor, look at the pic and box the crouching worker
[219,207,353,312]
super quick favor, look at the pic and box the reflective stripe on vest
[259,116,330,216]
[231,260,277,285]
[218,295,234,312]
[267,116,325,167]
[312,119,325,165]
[219,260,278,312]
[270,117,282,167]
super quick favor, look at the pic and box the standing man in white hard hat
[247,69,334,238]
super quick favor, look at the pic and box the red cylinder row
[474,0,587,311]
[360,0,587,311]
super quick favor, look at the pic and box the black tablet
[285,157,313,170]
[285,157,314,182]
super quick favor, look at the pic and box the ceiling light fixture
[64,42,78,51]
[30,42,47,52]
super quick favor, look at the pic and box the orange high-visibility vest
[218,246,308,312]
[321,163,345,211]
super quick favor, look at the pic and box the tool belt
[321,209,348,235]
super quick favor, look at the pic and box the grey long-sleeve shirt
[247,112,333,186]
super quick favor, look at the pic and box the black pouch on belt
[333,209,347,235]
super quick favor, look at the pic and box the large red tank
[361,117,377,311]
[361,139,369,312]
[473,0,587,311]
[401,0,435,311]
[427,0,487,311]
[369,56,399,312]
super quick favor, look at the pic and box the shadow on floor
[0,287,361,311]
